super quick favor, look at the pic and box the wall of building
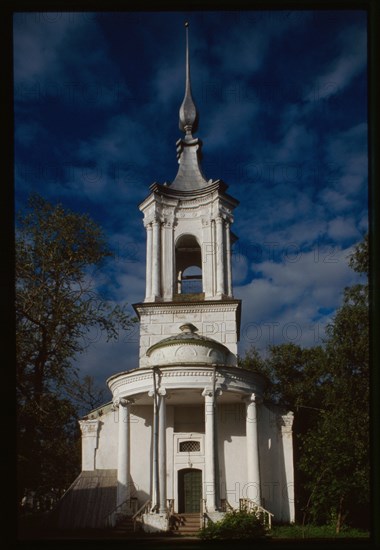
[138,303,240,368]
[258,403,295,523]
[217,403,248,509]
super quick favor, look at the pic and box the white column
[148,387,159,510]
[152,219,161,299]
[162,222,174,301]
[202,388,216,511]
[145,223,153,301]
[225,220,232,297]
[201,219,214,299]
[115,397,133,509]
[211,219,217,296]
[215,217,225,296]
[245,394,261,505]
[158,388,167,513]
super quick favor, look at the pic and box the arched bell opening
[175,234,204,299]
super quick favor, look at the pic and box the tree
[299,235,369,531]
[64,374,109,417]
[239,343,327,522]
[16,194,135,506]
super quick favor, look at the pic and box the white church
[54,24,295,534]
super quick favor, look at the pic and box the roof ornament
[179,21,199,139]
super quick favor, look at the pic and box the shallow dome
[146,323,234,367]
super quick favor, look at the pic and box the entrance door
[178,469,202,513]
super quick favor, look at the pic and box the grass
[270,524,370,539]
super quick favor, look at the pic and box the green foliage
[270,524,370,539]
[16,194,136,507]
[299,236,369,530]
[199,510,267,540]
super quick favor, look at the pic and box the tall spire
[170,21,208,191]
[179,22,199,138]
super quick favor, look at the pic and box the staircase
[112,515,135,535]
[173,513,201,536]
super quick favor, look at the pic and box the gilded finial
[179,21,199,137]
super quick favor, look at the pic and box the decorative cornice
[134,300,241,317]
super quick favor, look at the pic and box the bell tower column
[215,216,225,297]
[152,218,161,300]
[145,222,153,301]
[162,221,174,301]
[225,220,233,297]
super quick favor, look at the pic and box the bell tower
[134,23,241,367]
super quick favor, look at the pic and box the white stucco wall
[217,403,248,508]
[258,403,295,522]
[136,302,241,368]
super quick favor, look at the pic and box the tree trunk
[336,496,344,534]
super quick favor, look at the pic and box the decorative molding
[135,301,241,316]
[202,387,223,398]
[277,412,294,434]
[242,393,263,405]
[112,397,134,408]
[79,419,99,437]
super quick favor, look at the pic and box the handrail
[166,498,174,519]
[225,499,234,511]
[200,498,207,529]
[239,498,274,529]
[105,496,138,527]
[132,498,151,531]
[132,498,151,521]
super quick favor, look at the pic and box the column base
[142,513,169,533]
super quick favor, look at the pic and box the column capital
[202,387,223,398]
[243,393,263,405]
[113,397,134,408]
[79,419,99,437]
[158,387,167,397]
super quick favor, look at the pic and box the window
[179,440,201,453]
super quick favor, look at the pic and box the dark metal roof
[51,470,117,529]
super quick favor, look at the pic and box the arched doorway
[178,468,202,513]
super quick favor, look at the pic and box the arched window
[175,234,203,296]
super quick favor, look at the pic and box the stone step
[114,517,135,533]
[174,514,201,534]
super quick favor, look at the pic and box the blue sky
[14,10,368,391]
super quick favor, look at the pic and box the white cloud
[235,244,360,354]
[327,216,361,241]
